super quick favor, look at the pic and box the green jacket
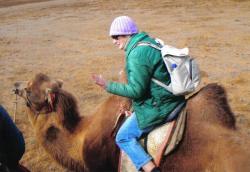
[107,32,185,129]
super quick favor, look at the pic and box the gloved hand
[92,74,107,89]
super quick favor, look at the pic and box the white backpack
[137,39,201,96]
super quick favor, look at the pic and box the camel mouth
[13,81,33,107]
[12,81,28,96]
[13,81,28,97]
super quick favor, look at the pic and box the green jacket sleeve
[106,49,153,99]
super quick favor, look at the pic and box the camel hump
[191,83,236,129]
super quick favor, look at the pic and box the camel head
[15,73,81,133]
[14,73,63,114]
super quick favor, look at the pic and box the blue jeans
[115,113,154,170]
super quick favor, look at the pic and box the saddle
[115,102,187,172]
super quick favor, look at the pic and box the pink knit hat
[109,16,139,36]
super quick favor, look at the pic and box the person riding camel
[92,16,185,172]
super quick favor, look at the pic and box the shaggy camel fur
[16,73,249,172]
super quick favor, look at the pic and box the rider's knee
[115,128,129,146]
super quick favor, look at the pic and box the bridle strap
[47,92,56,111]
[25,93,54,115]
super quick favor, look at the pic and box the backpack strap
[151,78,173,93]
[136,42,173,93]
[136,41,162,51]
[128,41,161,57]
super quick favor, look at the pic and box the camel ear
[27,81,33,87]
[49,79,63,90]
[56,79,63,88]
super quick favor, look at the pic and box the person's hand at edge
[92,74,107,89]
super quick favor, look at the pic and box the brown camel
[15,73,249,172]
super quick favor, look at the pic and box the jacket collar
[125,32,149,57]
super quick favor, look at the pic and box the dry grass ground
[0,0,250,171]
